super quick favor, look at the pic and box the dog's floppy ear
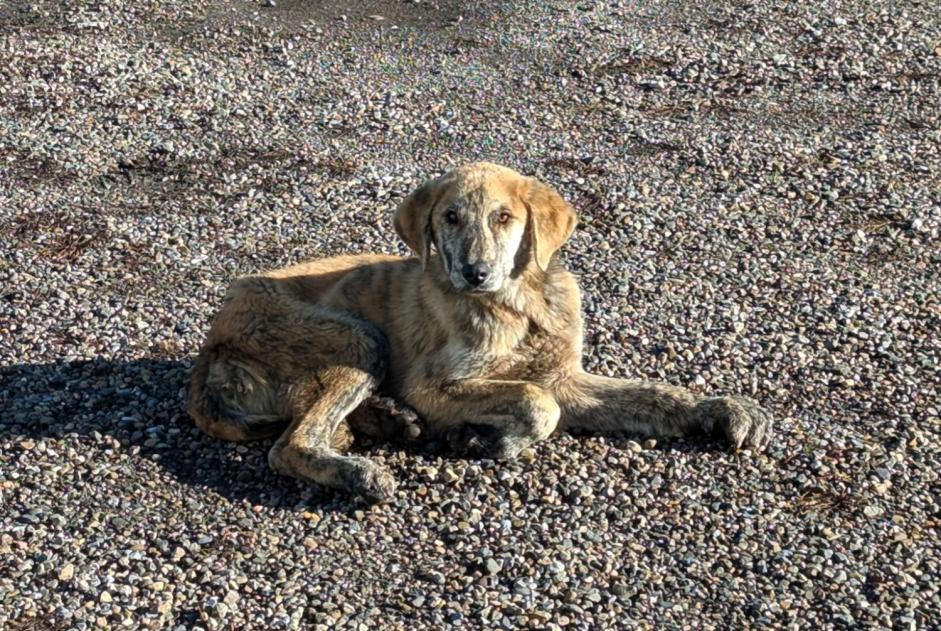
[524,178,577,271]
[394,174,446,268]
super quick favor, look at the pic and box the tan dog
[188,162,773,501]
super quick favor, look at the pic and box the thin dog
[188,162,773,501]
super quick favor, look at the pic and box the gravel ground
[2,0,940,628]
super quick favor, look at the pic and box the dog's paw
[366,395,425,441]
[446,424,532,460]
[446,423,500,457]
[343,458,398,504]
[700,395,773,451]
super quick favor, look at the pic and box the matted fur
[188,162,773,501]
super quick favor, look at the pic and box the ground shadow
[1,356,730,514]
[0,357,442,513]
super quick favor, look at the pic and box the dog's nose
[462,262,491,286]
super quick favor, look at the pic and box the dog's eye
[496,211,511,224]
[445,210,459,225]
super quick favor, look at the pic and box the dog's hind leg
[188,350,290,442]
[266,315,396,502]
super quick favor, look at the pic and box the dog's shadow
[2,357,725,513]
[0,357,439,513]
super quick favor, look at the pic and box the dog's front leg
[409,380,561,459]
[554,372,773,451]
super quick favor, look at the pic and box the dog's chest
[435,320,564,381]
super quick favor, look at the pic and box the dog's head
[394,162,577,294]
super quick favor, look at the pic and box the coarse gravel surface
[2,0,940,629]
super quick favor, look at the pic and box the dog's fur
[188,162,773,501]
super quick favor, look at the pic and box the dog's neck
[424,257,576,339]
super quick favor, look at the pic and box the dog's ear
[394,174,446,268]
[524,178,577,271]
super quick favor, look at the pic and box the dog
[188,162,773,501]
